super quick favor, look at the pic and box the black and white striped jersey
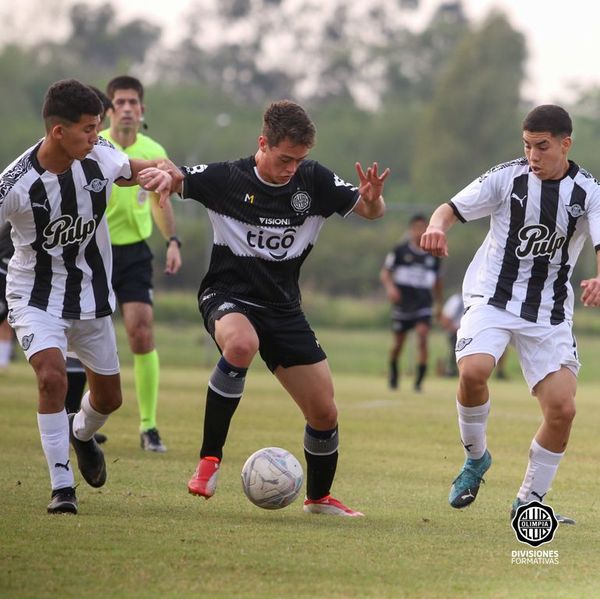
[449,158,600,324]
[0,139,131,319]
[182,156,360,309]
[383,241,441,318]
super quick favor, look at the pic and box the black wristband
[167,235,181,248]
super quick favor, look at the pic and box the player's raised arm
[352,161,390,220]
[420,203,458,258]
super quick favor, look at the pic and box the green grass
[2,328,600,598]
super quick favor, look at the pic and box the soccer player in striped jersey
[140,100,389,516]
[421,105,600,523]
[0,79,173,514]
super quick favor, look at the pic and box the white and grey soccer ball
[241,447,304,510]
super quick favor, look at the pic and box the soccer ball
[241,447,304,510]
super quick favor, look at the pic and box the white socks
[517,439,563,503]
[456,399,490,460]
[37,410,74,491]
[72,391,109,441]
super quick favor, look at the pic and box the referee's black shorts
[199,289,327,372]
[111,240,154,305]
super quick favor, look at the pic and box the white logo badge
[84,178,108,193]
[291,191,311,213]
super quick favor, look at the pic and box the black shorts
[111,241,153,305]
[392,315,431,333]
[199,290,327,372]
[0,271,7,323]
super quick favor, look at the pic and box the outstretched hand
[355,162,390,204]
[137,168,174,207]
[580,277,600,307]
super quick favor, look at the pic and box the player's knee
[224,335,259,364]
[37,367,67,403]
[458,362,491,390]
[128,325,153,353]
[547,402,576,427]
[307,403,337,429]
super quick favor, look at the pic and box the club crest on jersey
[566,204,585,218]
[83,178,108,193]
[291,191,311,213]
[515,225,565,260]
[43,215,97,250]
[21,333,34,350]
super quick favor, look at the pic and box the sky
[2,0,599,104]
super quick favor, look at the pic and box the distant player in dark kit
[421,104,600,523]
[380,213,443,391]
[0,79,173,514]
[140,99,389,516]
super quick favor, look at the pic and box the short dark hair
[89,85,113,120]
[42,79,103,128]
[106,75,144,101]
[409,213,427,225]
[522,105,572,137]
[262,100,316,148]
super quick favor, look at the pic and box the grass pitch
[2,325,600,598]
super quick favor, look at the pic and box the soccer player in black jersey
[0,79,173,514]
[380,213,443,392]
[421,105,600,523]
[141,99,389,516]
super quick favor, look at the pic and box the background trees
[1,0,598,296]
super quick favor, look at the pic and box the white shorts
[8,305,119,375]
[456,303,579,392]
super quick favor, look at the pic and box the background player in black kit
[380,213,442,391]
[140,99,389,516]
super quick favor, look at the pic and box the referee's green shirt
[101,129,168,245]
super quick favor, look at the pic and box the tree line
[1,0,599,296]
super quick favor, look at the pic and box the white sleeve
[586,187,600,251]
[95,144,132,182]
[112,149,132,181]
[449,172,502,222]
